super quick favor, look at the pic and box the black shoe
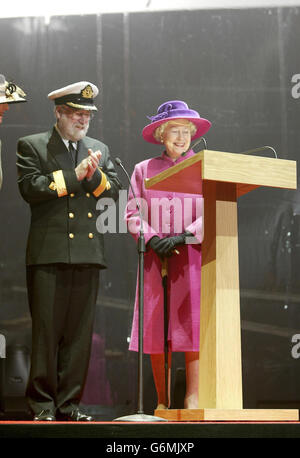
[58,410,94,422]
[33,410,56,421]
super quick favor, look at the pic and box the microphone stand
[113,158,167,422]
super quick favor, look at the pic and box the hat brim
[142,116,212,144]
[66,102,97,111]
[0,95,27,104]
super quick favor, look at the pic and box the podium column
[199,180,243,409]
[148,150,299,421]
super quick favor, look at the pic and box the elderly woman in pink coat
[126,100,211,409]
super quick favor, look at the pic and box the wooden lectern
[145,150,299,421]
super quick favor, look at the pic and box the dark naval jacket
[17,127,122,268]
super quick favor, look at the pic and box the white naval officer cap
[0,74,27,104]
[47,81,99,111]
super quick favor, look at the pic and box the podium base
[114,413,168,422]
[154,408,299,422]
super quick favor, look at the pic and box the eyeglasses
[62,107,94,121]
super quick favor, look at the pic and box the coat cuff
[50,169,81,197]
[83,168,111,198]
[185,218,203,243]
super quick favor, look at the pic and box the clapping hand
[86,149,102,180]
[75,149,102,181]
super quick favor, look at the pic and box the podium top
[145,150,297,196]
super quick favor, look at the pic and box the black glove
[148,232,191,257]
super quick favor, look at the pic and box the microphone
[191,136,207,153]
[240,145,278,159]
[115,157,144,235]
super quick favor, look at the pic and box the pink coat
[125,150,203,354]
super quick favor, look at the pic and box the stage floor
[0,420,300,439]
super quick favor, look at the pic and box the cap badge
[5,82,26,99]
[81,85,94,99]
[5,83,17,97]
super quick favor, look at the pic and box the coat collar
[161,148,195,165]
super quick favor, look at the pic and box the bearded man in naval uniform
[17,81,122,421]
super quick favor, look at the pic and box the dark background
[0,6,300,419]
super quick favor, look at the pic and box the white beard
[57,114,89,141]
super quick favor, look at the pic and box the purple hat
[142,100,212,144]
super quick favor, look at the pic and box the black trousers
[26,264,100,416]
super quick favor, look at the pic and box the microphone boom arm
[240,145,278,159]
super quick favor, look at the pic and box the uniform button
[88,212,93,218]
[69,212,75,219]
[86,193,90,198]
[70,193,75,198]
[69,233,74,239]
[88,233,94,239]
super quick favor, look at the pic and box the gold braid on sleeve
[93,169,111,197]
[51,170,68,197]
